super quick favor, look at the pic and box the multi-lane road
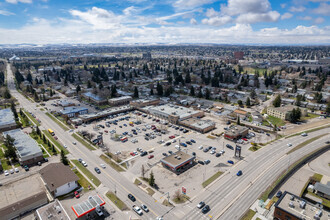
[5,61,330,220]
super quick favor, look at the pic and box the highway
[6,61,330,220]
[6,62,175,220]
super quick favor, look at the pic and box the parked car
[81,161,87,167]
[276,191,283,198]
[191,139,196,143]
[197,201,205,209]
[203,148,209,152]
[226,144,233,149]
[128,194,136,202]
[227,160,234,164]
[198,160,205,165]
[14,168,19,173]
[236,170,242,176]
[287,143,292,147]
[148,155,154,159]
[133,205,143,215]
[199,145,203,150]
[162,153,168,157]
[100,164,106,169]
[165,142,171,146]
[215,153,221,157]
[141,204,149,212]
[4,170,9,176]
[168,151,173,155]
[74,191,80,198]
[192,152,196,156]
[140,151,148,157]
[186,141,192,145]
[24,165,29,171]
[301,133,308,137]
[204,160,210,165]
[94,167,101,174]
[202,205,210,214]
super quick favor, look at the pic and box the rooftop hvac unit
[300,201,306,209]
[289,201,295,208]
[177,156,181,160]
[290,195,295,201]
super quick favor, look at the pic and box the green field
[43,130,69,155]
[72,168,95,191]
[72,133,96,151]
[72,160,101,187]
[106,191,128,211]
[30,133,57,156]
[45,113,69,131]
[267,115,285,127]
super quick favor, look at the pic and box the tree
[237,116,241,125]
[60,150,69,165]
[273,95,281,107]
[10,101,18,120]
[288,108,301,123]
[141,165,145,178]
[133,87,139,98]
[148,171,155,187]
[205,88,210,99]
[190,86,195,96]
[250,89,257,99]
[76,85,81,94]
[185,72,191,83]
[87,80,92,88]
[4,88,11,99]
[246,97,251,107]
[111,85,117,98]
[36,126,41,136]
[4,135,17,161]
[150,89,154,96]
[156,82,163,96]
[237,100,243,107]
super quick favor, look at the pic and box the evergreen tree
[87,80,92,88]
[246,97,251,107]
[133,87,139,98]
[205,88,210,99]
[237,116,241,125]
[4,88,11,99]
[237,100,243,107]
[273,95,281,107]
[149,171,155,187]
[76,85,81,94]
[185,72,191,83]
[190,86,195,97]
[10,101,18,120]
[156,82,163,96]
[60,150,69,165]
[150,89,154,96]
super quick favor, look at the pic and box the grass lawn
[72,160,101,187]
[302,113,319,120]
[72,133,96,151]
[241,209,256,220]
[0,144,10,170]
[30,133,57,156]
[43,130,69,155]
[146,187,155,196]
[312,173,323,182]
[262,120,271,127]
[72,168,95,191]
[45,112,69,131]
[24,110,40,126]
[267,115,285,127]
[134,178,142,185]
[18,113,30,127]
[100,154,125,172]
[173,194,190,204]
[202,171,224,188]
[249,146,262,152]
[106,191,129,211]
[287,133,328,154]
[162,199,174,207]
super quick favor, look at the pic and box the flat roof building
[57,100,75,107]
[71,195,106,218]
[179,118,216,133]
[160,151,195,174]
[108,96,132,106]
[0,174,48,220]
[224,125,249,140]
[3,129,43,166]
[274,191,329,220]
[144,104,204,124]
[82,92,107,105]
[35,199,70,220]
[130,98,160,108]
[0,108,17,132]
[267,105,307,120]
[60,106,88,118]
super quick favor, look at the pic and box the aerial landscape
[0,0,329,220]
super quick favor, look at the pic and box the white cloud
[313,3,330,15]
[280,3,287,8]
[205,8,219,18]
[190,18,197,25]
[202,16,232,26]
[5,0,32,3]
[314,17,325,23]
[173,0,216,10]
[0,10,15,16]
[298,16,313,20]
[236,11,280,24]
[221,0,272,16]
[289,6,306,12]
[281,12,293,20]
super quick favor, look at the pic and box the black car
[179,128,184,131]
[94,167,101,174]
[175,127,179,130]
[168,151,173,155]
[202,205,210,214]
[162,153,168,157]
[226,144,233,149]
[140,151,148,156]
[44,158,49,162]
[215,153,221,157]
[128,194,136,202]
[78,158,82,163]
[191,139,196,143]
[165,142,171,146]
[204,160,210,165]
[24,165,29,171]
[186,141,192,145]
[183,129,189,133]
[276,191,283,198]
[198,160,205,165]
[192,152,196,156]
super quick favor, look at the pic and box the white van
[81,161,87,167]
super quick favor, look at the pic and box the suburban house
[40,163,79,197]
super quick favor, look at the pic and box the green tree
[149,171,155,187]
[326,102,330,115]
[273,95,281,107]
[205,88,210,99]
[237,116,241,125]
[190,86,195,96]
[288,108,301,123]
[60,150,69,165]
[185,72,191,83]
[4,135,17,160]
[10,101,18,120]
[4,88,11,99]
[250,89,257,99]
[133,87,139,98]
[246,97,251,107]
[76,85,81,94]
[87,80,92,88]
[237,100,243,107]
[156,82,163,96]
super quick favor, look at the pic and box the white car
[141,204,149,212]
[81,161,87,167]
[210,150,216,154]
[199,145,203,150]
[133,205,143,215]
[220,150,225,154]
[10,169,14,174]
[64,145,68,148]
[301,133,308,137]
[172,139,176,143]
[4,170,9,176]
[287,143,292,147]
[14,168,19,173]
[100,164,106,169]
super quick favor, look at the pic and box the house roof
[40,163,79,192]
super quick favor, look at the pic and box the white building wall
[54,181,78,197]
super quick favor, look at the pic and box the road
[6,62,175,220]
[6,61,330,220]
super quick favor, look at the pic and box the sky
[0,0,329,45]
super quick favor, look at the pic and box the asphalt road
[6,62,330,220]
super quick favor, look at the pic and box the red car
[242,138,248,141]
[74,191,80,198]
[148,155,154,159]
[169,135,175,139]
[104,130,108,133]
[130,152,135,156]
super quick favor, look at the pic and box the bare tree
[141,165,145,178]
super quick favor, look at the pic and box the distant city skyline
[0,0,329,45]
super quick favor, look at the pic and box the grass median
[24,110,40,126]
[43,130,69,155]
[72,133,96,151]
[202,171,224,188]
[72,160,101,187]
[100,154,125,172]
[106,191,128,211]
[72,168,95,191]
[287,133,328,154]
[241,209,256,220]
[45,112,69,131]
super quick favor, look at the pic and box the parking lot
[74,110,274,199]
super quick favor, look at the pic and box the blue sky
[0,0,329,44]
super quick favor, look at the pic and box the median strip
[72,133,96,151]
[106,191,128,211]
[72,160,101,187]
[202,171,224,188]
[287,133,328,154]
[45,112,69,131]
[23,109,40,126]
[100,154,125,172]
[43,130,69,155]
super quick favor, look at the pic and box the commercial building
[3,129,43,166]
[179,118,216,133]
[267,105,307,120]
[57,100,75,107]
[40,163,79,198]
[71,195,106,218]
[0,108,17,132]
[130,98,160,108]
[144,104,204,124]
[60,106,88,118]
[314,182,330,200]
[160,151,195,174]
[108,96,132,106]
[0,174,48,220]
[35,199,70,220]
[224,125,249,140]
[274,191,328,220]
[82,92,107,105]
[233,109,249,118]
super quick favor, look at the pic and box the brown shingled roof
[39,163,79,192]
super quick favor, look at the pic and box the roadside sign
[182,187,186,194]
